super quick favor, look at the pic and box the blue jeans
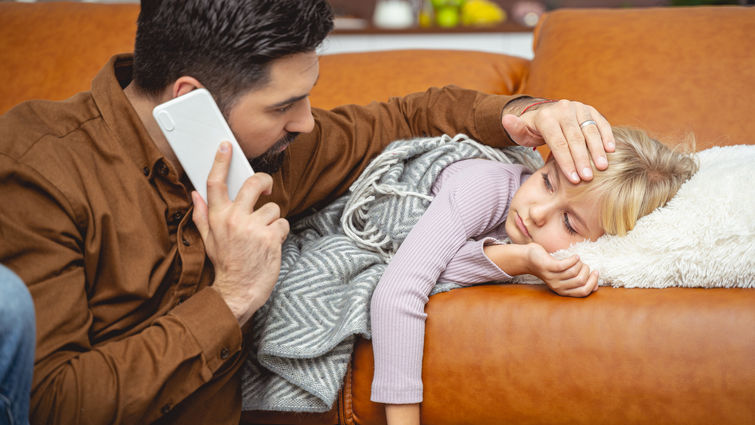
[0,265,34,425]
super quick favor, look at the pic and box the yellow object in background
[428,0,464,27]
[436,5,461,27]
[422,0,505,28]
[461,0,506,26]
[419,3,434,27]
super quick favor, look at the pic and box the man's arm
[0,158,243,425]
[277,86,612,217]
[281,85,518,216]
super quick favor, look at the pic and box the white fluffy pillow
[519,145,755,289]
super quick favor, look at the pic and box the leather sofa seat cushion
[350,284,755,425]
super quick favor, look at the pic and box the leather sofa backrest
[311,49,529,110]
[0,2,139,114]
[0,2,530,115]
[523,6,755,150]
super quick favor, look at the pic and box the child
[369,126,698,425]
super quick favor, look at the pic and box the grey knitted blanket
[241,134,542,412]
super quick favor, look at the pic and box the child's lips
[516,213,532,239]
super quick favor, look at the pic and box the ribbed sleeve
[370,159,530,404]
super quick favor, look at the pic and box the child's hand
[525,243,600,297]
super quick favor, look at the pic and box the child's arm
[483,243,600,297]
[371,160,528,425]
[385,404,420,425]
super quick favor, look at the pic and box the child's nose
[530,198,558,227]
[529,204,547,226]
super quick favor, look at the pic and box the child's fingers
[590,270,600,292]
[559,267,599,298]
[549,257,584,281]
[555,263,590,289]
[567,263,591,288]
[548,254,581,272]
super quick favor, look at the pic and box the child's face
[506,160,605,252]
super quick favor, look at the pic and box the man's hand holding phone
[192,142,290,327]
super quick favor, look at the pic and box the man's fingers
[253,202,283,226]
[501,114,541,147]
[591,107,615,154]
[520,100,615,183]
[206,141,233,207]
[233,173,274,213]
[578,106,609,172]
[191,191,210,240]
[273,217,291,243]
[536,108,581,184]
[558,101,593,182]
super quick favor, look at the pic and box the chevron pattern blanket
[240,134,542,412]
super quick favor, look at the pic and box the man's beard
[249,131,299,174]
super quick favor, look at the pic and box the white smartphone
[152,88,254,202]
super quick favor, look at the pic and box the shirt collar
[91,54,166,178]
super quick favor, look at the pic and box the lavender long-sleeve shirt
[370,159,532,404]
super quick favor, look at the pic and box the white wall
[320,32,535,59]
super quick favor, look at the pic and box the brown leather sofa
[1,3,753,425]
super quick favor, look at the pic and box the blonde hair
[569,126,698,236]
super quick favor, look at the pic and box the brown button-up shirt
[0,55,519,424]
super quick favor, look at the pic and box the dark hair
[133,0,333,112]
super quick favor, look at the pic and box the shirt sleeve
[369,159,524,404]
[0,157,242,425]
[438,236,513,285]
[266,86,528,217]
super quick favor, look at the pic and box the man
[0,0,613,424]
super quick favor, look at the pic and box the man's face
[226,51,319,174]
[505,160,605,253]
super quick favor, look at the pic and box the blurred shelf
[332,22,533,35]
[321,28,534,59]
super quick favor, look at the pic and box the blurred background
[8,0,751,58]
[334,0,706,28]
[326,0,749,58]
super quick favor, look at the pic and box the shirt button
[182,238,191,246]
[177,295,187,305]
[173,211,184,222]
[161,403,171,415]
[143,167,150,176]
[220,347,230,360]
[159,163,169,176]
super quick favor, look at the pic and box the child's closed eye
[543,170,579,236]
[541,173,553,191]
[563,213,577,235]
